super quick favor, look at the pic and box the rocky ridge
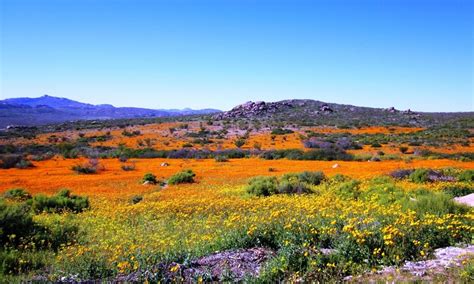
[213,100,334,120]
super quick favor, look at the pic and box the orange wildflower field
[1,122,473,282]
[1,157,472,198]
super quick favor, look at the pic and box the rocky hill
[213,99,473,128]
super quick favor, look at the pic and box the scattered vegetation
[142,173,158,184]
[168,169,196,185]
[71,159,101,174]
[0,113,473,282]
[246,171,325,196]
[29,189,90,214]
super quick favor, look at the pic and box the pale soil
[454,193,474,207]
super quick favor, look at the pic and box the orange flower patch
[1,157,472,199]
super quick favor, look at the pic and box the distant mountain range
[0,95,221,128]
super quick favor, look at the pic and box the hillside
[0,95,220,128]
[213,100,474,128]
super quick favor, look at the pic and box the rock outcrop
[213,101,294,120]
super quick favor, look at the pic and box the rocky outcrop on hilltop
[213,101,294,119]
[213,100,339,120]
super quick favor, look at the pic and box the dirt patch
[114,247,274,282]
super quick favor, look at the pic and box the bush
[131,195,143,204]
[220,149,246,159]
[142,173,158,184]
[15,159,34,169]
[334,180,361,200]
[407,192,469,216]
[0,201,36,245]
[407,168,425,182]
[3,188,32,201]
[271,128,294,135]
[0,249,50,276]
[71,159,101,174]
[399,146,409,153]
[122,129,141,137]
[277,179,312,195]
[301,149,353,161]
[246,176,278,197]
[29,189,90,214]
[168,169,196,185]
[215,156,229,162]
[371,143,382,148]
[409,168,455,183]
[0,154,23,169]
[297,171,326,185]
[234,138,246,148]
[442,185,474,197]
[247,172,322,197]
[458,170,474,182]
[260,149,303,160]
[121,163,136,171]
[71,164,97,174]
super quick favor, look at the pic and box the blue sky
[1,0,472,111]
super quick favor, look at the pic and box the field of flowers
[1,154,473,281]
[1,121,474,281]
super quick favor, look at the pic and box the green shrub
[371,143,382,148]
[0,201,36,246]
[247,172,321,197]
[29,190,89,214]
[0,250,51,276]
[234,138,246,148]
[131,195,143,204]
[168,169,196,185]
[271,128,294,135]
[442,185,474,197]
[458,170,474,182]
[297,171,326,185]
[334,180,361,200]
[142,173,158,184]
[3,188,32,201]
[246,176,278,197]
[406,192,469,216]
[409,168,431,183]
[71,163,97,174]
[331,174,351,183]
[277,180,312,195]
[399,146,409,153]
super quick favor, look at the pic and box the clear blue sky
[1,0,472,111]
